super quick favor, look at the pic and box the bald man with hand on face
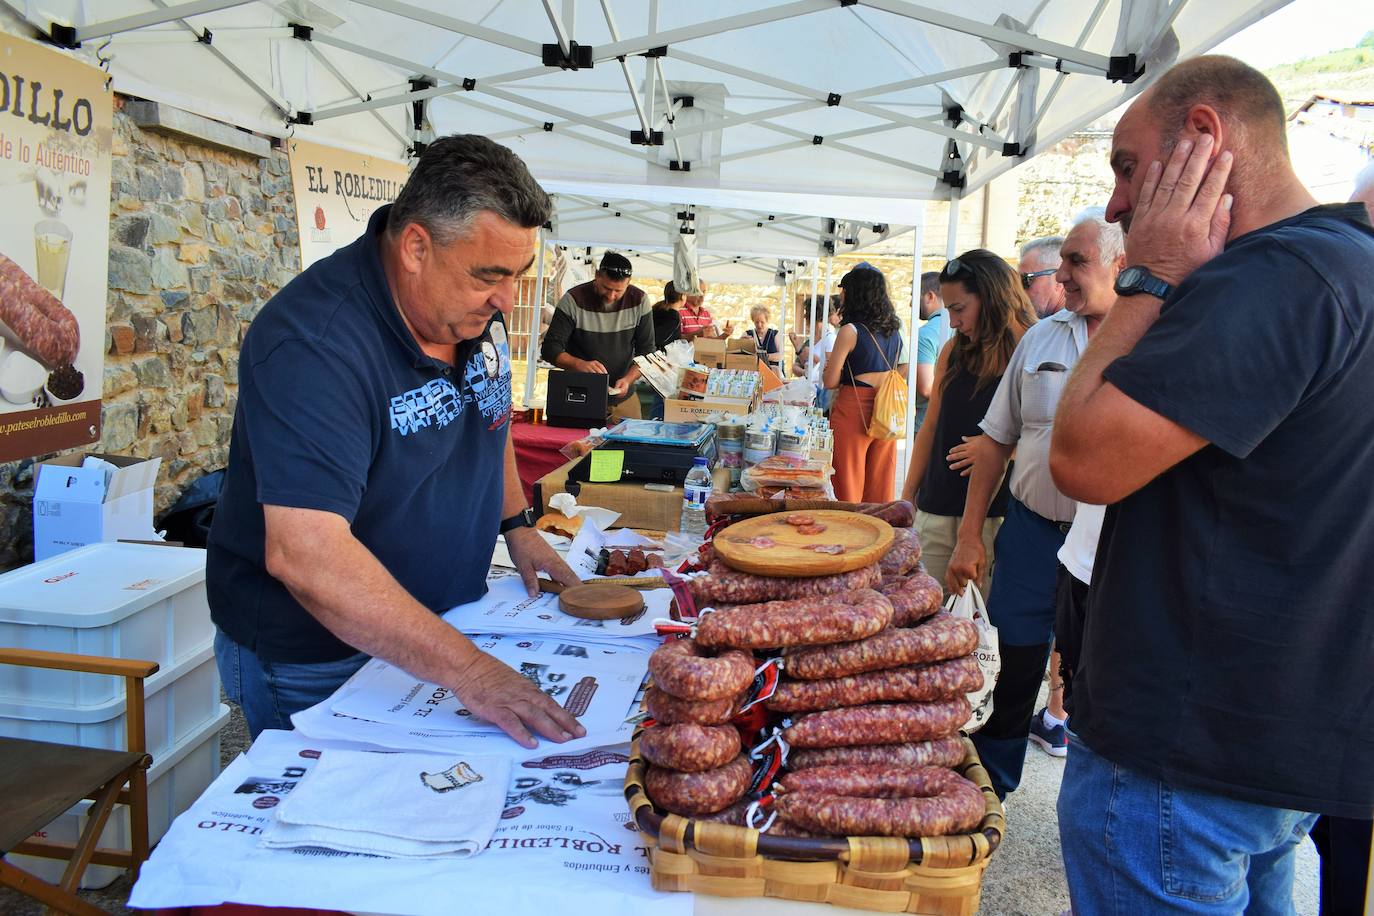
[1049,56,1374,913]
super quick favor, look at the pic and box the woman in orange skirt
[823,264,909,502]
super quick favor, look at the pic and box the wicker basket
[625,735,1005,915]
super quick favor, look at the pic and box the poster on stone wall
[0,33,112,462]
[287,137,409,270]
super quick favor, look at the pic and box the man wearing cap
[541,251,654,419]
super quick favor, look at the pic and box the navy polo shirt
[207,205,512,663]
[1076,204,1374,818]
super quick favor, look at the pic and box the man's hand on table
[459,649,587,749]
[505,525,580,597]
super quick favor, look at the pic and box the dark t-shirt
[918,362,1012,518]
[1079,203,1374,818]
[652,306,681,349]
[207,205,512,663]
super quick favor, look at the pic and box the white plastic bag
[945,583,1000,733]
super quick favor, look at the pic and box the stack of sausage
[639,514,987,840]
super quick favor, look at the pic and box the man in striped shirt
[677,280,730,340]
[541,251,653,418]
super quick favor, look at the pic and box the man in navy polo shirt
[208,135,585,748]
[1051,56,1374,912]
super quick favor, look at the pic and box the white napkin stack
[260,748,511,858]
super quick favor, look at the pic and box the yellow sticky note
[589,450,624,482]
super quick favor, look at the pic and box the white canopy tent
[0,0,1291,482]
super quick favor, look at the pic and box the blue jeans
[215,630,369,739]
[971,497,1066,798]
[1058,734,1318,915]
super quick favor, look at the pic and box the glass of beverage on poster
[34,219,73,300]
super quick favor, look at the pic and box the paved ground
[2,686,1321,916]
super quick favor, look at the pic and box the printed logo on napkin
[420,761,483,793]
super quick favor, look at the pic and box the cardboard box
[725,352,762,372]
[663,396,755,423]
[693,337,754,369]
[33,454,162,561]
[534,457,729,532]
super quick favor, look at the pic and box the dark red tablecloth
[510,417,590,506]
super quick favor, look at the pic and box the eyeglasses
[600,266,632,280]
[1021,268,1056,289]
[941,257,967,281]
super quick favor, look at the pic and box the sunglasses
[1021,268,1056,289]
[600,266,632,280]
[939,257,968,282]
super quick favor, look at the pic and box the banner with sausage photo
[0,33,112,462]
[287,137,409,270]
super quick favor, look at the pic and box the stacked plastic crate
[0,542,229,887]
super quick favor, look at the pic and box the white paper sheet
[330,654,642,741]
[129,730,690,916]
[567,523,669,581]
[442,575,669,639]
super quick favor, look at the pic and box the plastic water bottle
[679,456,713,538]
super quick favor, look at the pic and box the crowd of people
[202,48,1371,916]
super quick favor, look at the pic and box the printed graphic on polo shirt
[387,323,511,437]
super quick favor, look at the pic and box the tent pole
[945,187,961,260]
[525,231,547,408]
[900,221,926,498]
[777,261,789,371]
[807,258,821,388]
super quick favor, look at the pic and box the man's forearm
[957,439,1014,539]
[266,513,483,693]
[552,352,580,371]
[1056,296,1163,451]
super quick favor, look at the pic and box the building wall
[0,97,299,570]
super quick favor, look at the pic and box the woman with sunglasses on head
[822,264,909,502]
[900,249,1037,593]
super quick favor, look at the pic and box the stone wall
[0,96,299,570]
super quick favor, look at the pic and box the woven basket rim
[625,732,1004,864]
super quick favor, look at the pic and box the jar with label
[716,421,746,488]
[744,427,777,466]
[776,428,809,461]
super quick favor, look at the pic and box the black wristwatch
[498,508,536,535]
[1115,266,1174,300]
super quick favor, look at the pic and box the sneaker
[1029,707,1068,758]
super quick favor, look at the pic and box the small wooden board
[713,509,894,577]
[556,583,646,620]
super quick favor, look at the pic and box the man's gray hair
[1020,235,1063,268]
[1071,206,1125,265]
[387,134,552,246]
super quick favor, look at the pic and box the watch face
[1118,266,1144,288]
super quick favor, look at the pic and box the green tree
[1359,30,1374,49]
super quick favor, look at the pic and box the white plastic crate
[12,703,230,889]
[0,542,211,706]
[0,641,219,766]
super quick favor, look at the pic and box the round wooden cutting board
[712,509,894,577]
[557,583,646,619]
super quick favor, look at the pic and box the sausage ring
[879,571,944,627]
[878,527,923,577]
[784,614,978,680]
[765,655,984,714]
[774,765,984,837]
[638,723,742,772]
[648,638,755,701]
[695,588,893,650]
[782,697,972,749]
[645,754,753,817]
[644,686,740,725]
[787,736,967,772]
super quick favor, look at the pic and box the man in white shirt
[945,208,1123,799]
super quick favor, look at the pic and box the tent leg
[899,220,926,499]
[525,231,546,408]
[945,187,961,260]
[777,261,789,373]
[807,259,821,384]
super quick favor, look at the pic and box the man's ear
[1183,103,1225,156]
[396,223,433,274]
